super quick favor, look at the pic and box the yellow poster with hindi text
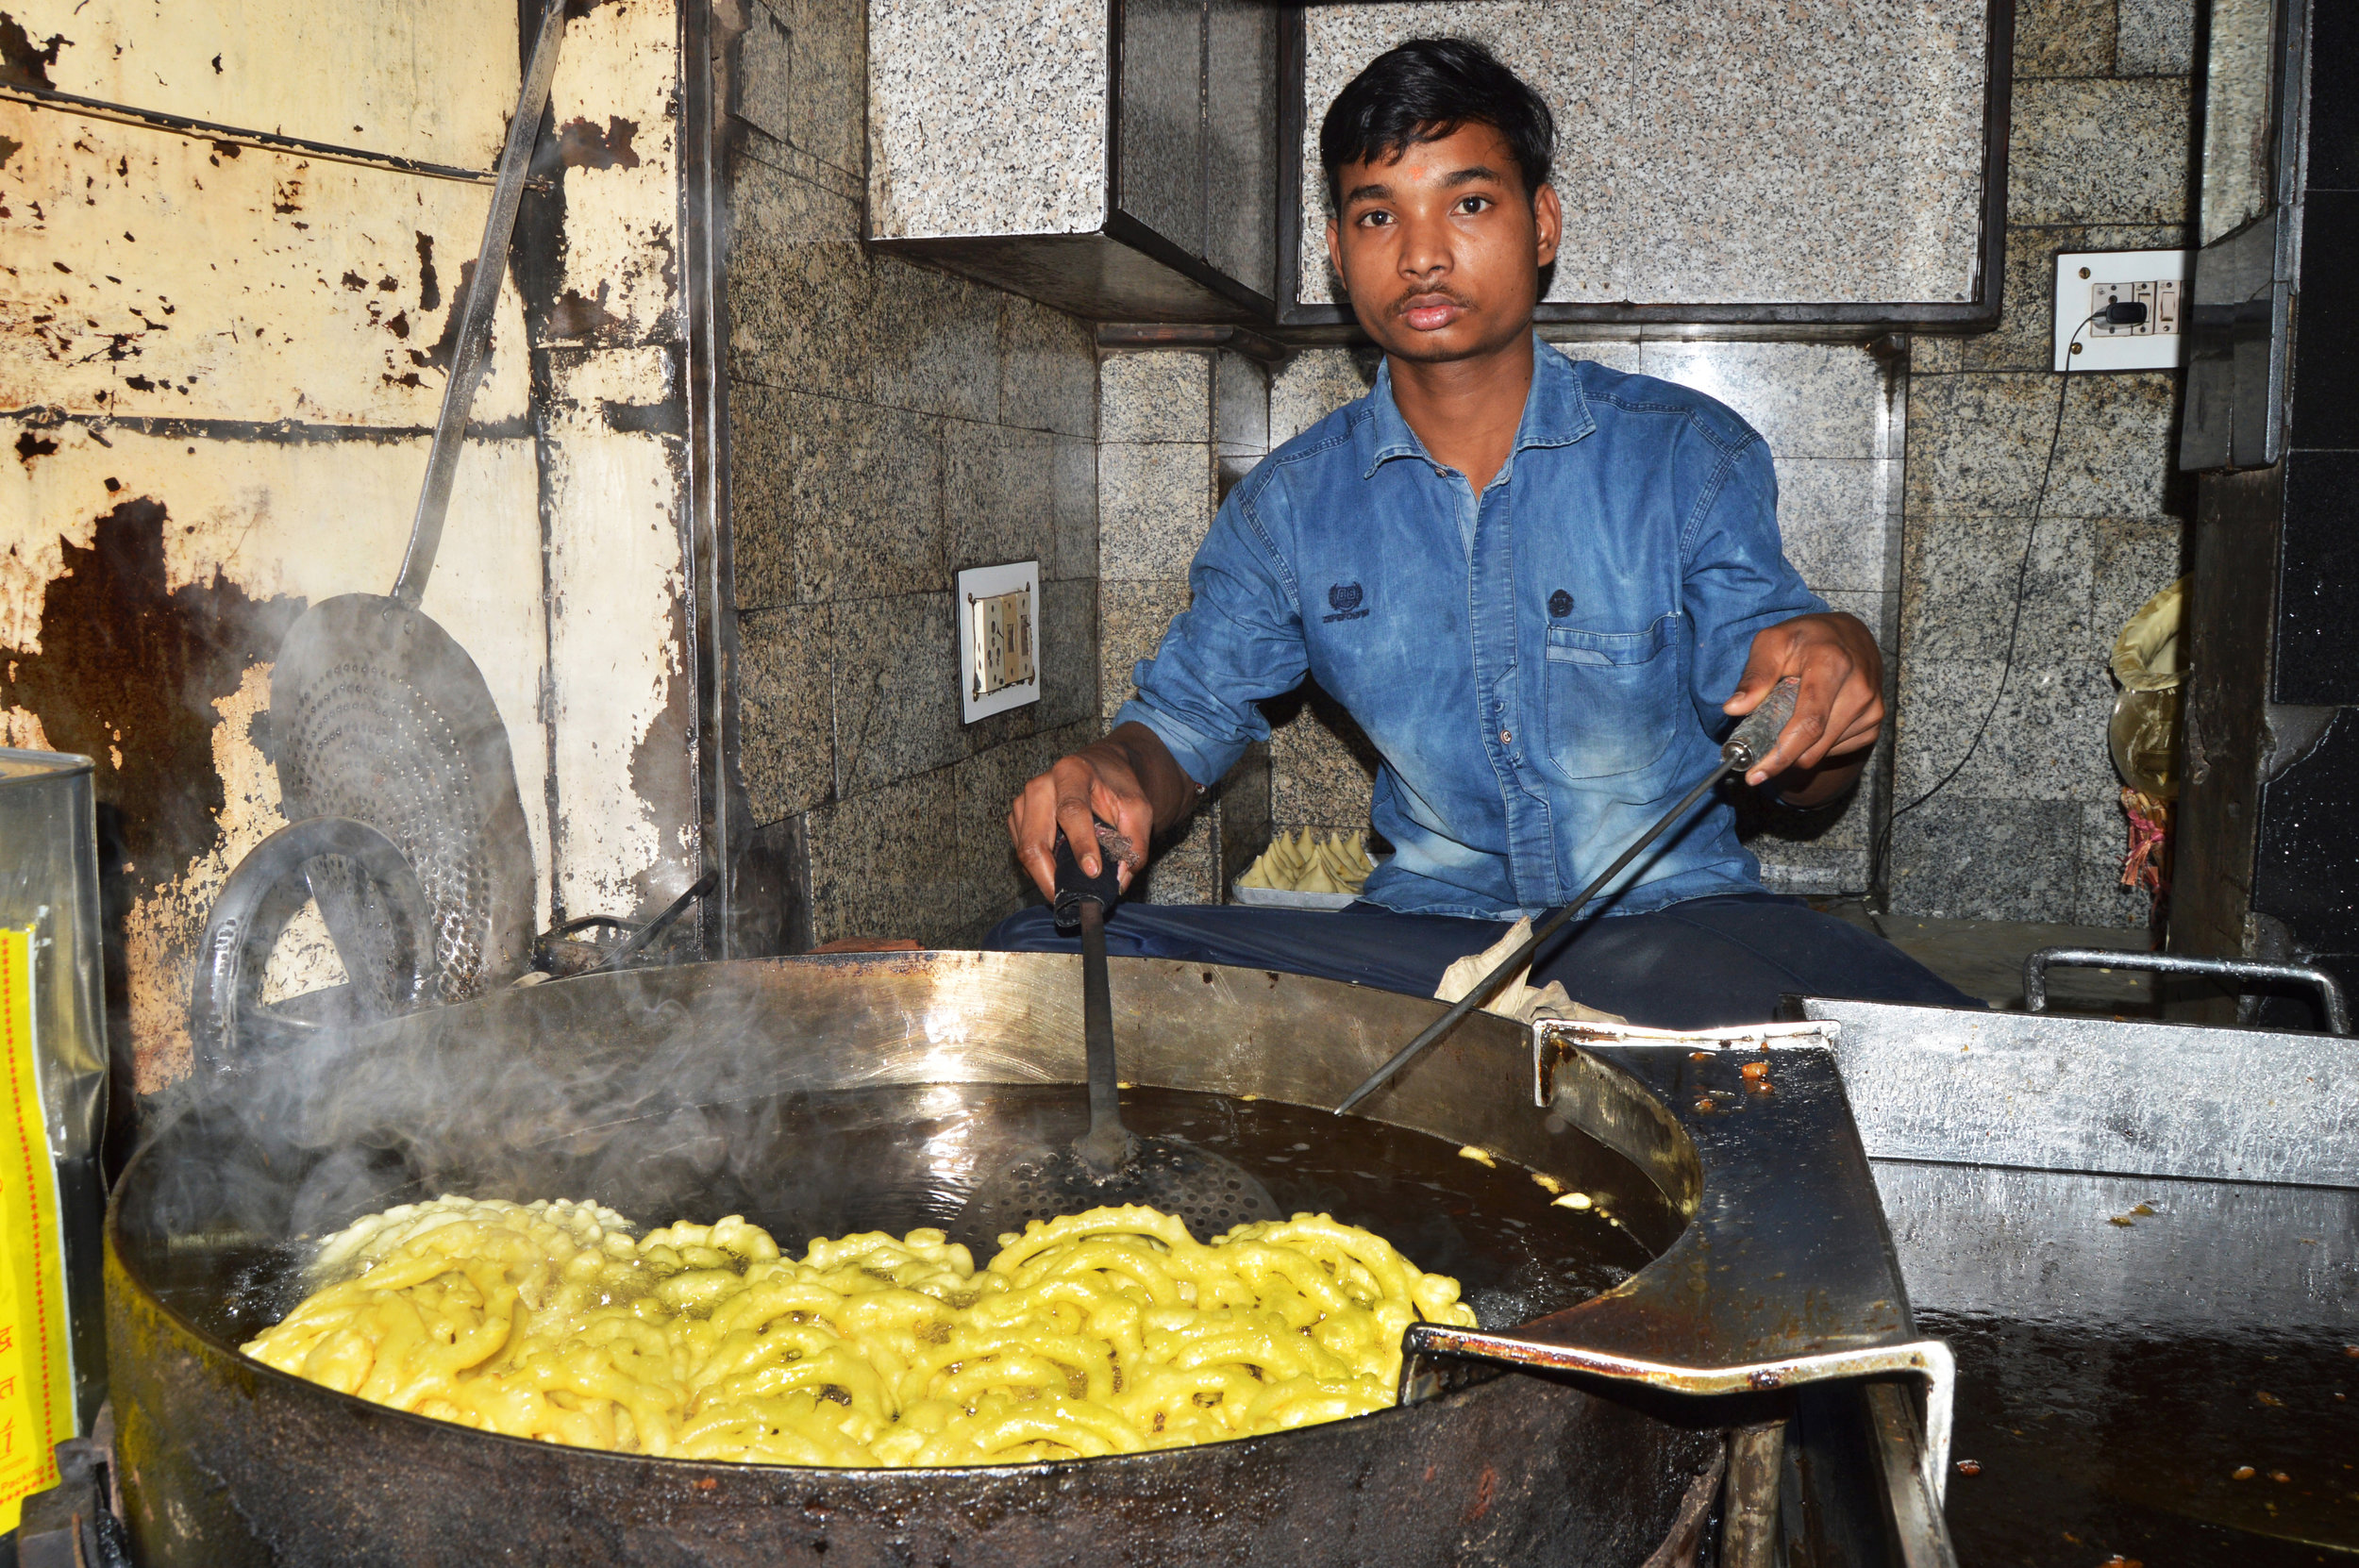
[0,926,73,1531]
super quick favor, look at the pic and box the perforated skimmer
[962,826,1282,1243]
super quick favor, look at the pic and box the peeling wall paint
[0,0,698,1101]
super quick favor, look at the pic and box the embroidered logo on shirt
[1322,582,1368,624]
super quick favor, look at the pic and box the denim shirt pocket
[1543,615,1680,779]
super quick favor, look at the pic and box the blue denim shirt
[1113,341,1827,921]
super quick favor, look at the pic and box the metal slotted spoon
[962,824,1282,1243]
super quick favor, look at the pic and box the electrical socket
[2052,249,2192,372]
[957,560,1040,723]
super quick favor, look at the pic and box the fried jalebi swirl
[241,1196,1478,1467]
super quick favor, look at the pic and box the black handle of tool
[1054,823,1136,1172]
[1333,678,1802,1115]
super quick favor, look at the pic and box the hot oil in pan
[174,1084,1652,1346]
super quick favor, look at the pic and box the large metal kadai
[108,952,1951,1565]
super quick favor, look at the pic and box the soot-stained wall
[721,0,1100,949]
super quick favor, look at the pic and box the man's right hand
[1007,722,1195,899]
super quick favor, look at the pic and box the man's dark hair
[1319,38,1555,212]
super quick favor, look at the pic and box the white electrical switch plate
[958,560,1040,723]
[2052,249,2193,372]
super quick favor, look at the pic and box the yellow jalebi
[242,1195,1478,1467]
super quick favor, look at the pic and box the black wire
[1875,311,2105,878]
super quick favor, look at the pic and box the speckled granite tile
[1886,797,2082,921]
[952,731,1062,937]
[1900,514,2094,661]
[2117,0,2196,75]
[1039,576,1099,729]
[945,421,1055,577]
[1101,352,1212,444]
[1213,740,1273,892]
[1100,580,1192,719]
[2076,797,2155,928]
[2049,372,2183,522]
[1776,459,1887,593]
[833,591,963,794]
[1620,1,1986,306]
[783,393,944,602]
[1120,0,1206,253]
[1271,346,1379,444]
[998,300,1097,440]
[807,767,959,945]
[1100,442,1214,581]
[728,381,797,610]
[1051,435,1098,583]
[1644,342,1882,460]
[867,0,1107,241]
[1544,339,1644,376]
[732,0,795,147]
[1206,0,1279,295]
[2089,515,2187,647]
[2010,78,2193,226]
[1904,373,2059,517]
[1132,809,1220,907]
[739,601,835,818]
[1892,654,2117,803]
[1214,351,1269,457]
[1749,840,1871,896]
[726,159,872,400]
[870,259,1002,423]
[790,0,864,177]
[1819,588,1898,653]
[1267,682,1379,830]
[2013,0,2116,77]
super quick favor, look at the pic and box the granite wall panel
[1888,0,2196,930]
[1297,0,1987,308]
[728,19,1100,944]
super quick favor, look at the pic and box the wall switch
[2052,249,2193,372]
[957,560,1040,723]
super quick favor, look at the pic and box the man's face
[1325,121,1563,364]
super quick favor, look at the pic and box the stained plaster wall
[1891,0,2198,926]
[1,0,702,1095]
[722,0,1100,950]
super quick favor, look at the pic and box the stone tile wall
[1895,0,2197,926]
[725,0,1100,948]
[1096,347,1273,905]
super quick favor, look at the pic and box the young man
[986,38,1974,1026]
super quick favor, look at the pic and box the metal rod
[1073,899,1132,1174]
[392,0,568,608]
[0,80,544,189]
[1333,676,1801,1116]
[1332,761,1731,1116]
[2022,945,2352,1035]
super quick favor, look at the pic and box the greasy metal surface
[1799,995,2359,1185]
[1405,1017,1953,1528]
[2023,944,2352,1033]
[109,952,1728,1565]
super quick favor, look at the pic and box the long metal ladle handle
[1054,824,1138,1173]
[1333,677,1801,1115]
[393,0,568,608]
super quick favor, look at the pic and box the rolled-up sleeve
[1112,485,1310,786]
[1679,432,1828,730]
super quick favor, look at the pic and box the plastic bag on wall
[2109,577,2188,801]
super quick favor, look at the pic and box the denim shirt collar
[1356,335,1598,482]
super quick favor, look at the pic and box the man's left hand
[1724,613,1884,799]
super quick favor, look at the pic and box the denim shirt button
[1499,729,1513,745]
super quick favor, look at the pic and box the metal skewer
[1333,677,1803,1116]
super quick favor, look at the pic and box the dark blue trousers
[981,892,1979,1031]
